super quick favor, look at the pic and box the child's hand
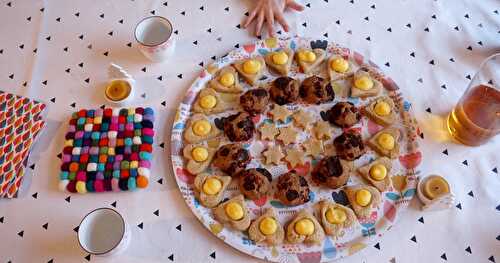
[243,0,304,37]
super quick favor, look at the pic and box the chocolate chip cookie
[240,88,270,115]
[222,112,255,142]
[212,143,251,175]
[238,168,273,200]
[333,131,366,161]
[325,101,361,128]
[269,76,300,105]
[299,75,335,104]
[311,156,353,189]
[275,171,310,206]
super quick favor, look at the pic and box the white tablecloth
[0,0,499,262]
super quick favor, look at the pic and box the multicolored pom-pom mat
[59,107,154,193]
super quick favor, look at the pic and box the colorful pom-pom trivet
[58,107,155,193]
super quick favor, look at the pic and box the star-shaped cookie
[259,122,279,140]
[285,147,306,168]
[311,121,334,140]
[277,126,299,145]
[292,110,314,128]
[302,138,324,157]
[262,145,284,165]
[269,104,292,123]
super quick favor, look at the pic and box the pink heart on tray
[176,167,195,184]
[289,162,311,176]
[367,119,383,135]
[243,44,256,53]
[253,196,267,207]
[383,200,397,222]
[297,251,322,263]
[399,151,422,169]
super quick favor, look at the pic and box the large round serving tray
[170,37,422,262]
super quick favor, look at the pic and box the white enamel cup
[77,208,130,256]
[134,16,176,62]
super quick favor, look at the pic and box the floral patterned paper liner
[170,37,421,263]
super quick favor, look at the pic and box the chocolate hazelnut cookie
[238,168,273,200]
[325,102,361,128]
[212,143,251,175]
[311,156,353,189]
[269,76,300,105]
[239,88,270,115]
[333,131,366,161]
[222,112,255,142]
[275,171,310,206]
[299,75,335,105]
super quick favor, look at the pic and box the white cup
[134,16,176,62]
[77,208,130,256]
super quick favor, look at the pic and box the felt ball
[142,128,154,137]
[76,181,87,194]
[118,178,128,191]
[87,163,97,172]
[83,132,91,139]
[121,161,130,170]
[139,152,152,161]
[60,171,69,180]
[125,123,134,131]
[60,162,70,171]
[130,169,138,177]
[78,109,87,117]
[63,147,73,154]
[134,114,143,122]
[112,108,120,116]
[89,155,98,163]
[124,138,133,146]
[81,146,89,154]
[130,153,139,161]
[65,132,75,140]
[74,139,83,147]
[130,161,139,169]
[110,123,119,131]
[127,115,134,123]
[107,156,115,164]
[108,148,115,156]
[120,170,130,179]
[139,160,151,168]
[98,154,107,163]
[99,147,108,155]
[64,139,74,147]
[119,108,128,116]
[96,172,104,180]
[134,129,142,136]
[71,156,80,163]
[115,154,123,161]
[87,109,95,118]
[94,116,102,124]
[59,179,69,192]
[68,125,76,132]
[124,130,134,137]
[84,123,93,132]
[76,171,87,181]
[101,122,109,131]
[139,144,152,152]
[87,172,97,181]
[99,138,109,147]
[133,136,142,145]
[118,123,125,131]
[86,180,95,192]
[89,147,99,155]
[94,180,105,192]
[127,177,137,191]
[118,116,126,124]
[104,171,112,179]
[75,131,84,139]
[141,120,153,128]
[62,154,71,163]
[77,117,86,125]
[91,132,100,140]
[72,147,81,155]
[136,175,149,188]
[69,162,80,172]
[113,170,121,178]
[111,178,120,192]
[79,163,87,171]
[97,163,105,172]
[134,123,142,130]
[108,131,117,139]
[104,179,112,191]
[144,107,154,116]
[138,167,150,178]
[135,107,144,114]
[124,146,132,155]
[83,139,91,147]
[113,161,121,170]
[142,114,154,122]
[68,172,77,180]
[66,180,77,193]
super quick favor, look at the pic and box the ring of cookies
[172,38,419,262]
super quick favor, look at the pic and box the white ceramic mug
[77,208,130,256]
[134,16,176,62]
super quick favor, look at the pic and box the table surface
[0,1,499,263]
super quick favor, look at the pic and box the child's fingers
[243,7,259,28]
[255,11,265,36]
[286,0,305,11]
[265,8,275,37]
[275,11,289,32]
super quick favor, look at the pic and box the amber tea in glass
[447,54,500,146]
